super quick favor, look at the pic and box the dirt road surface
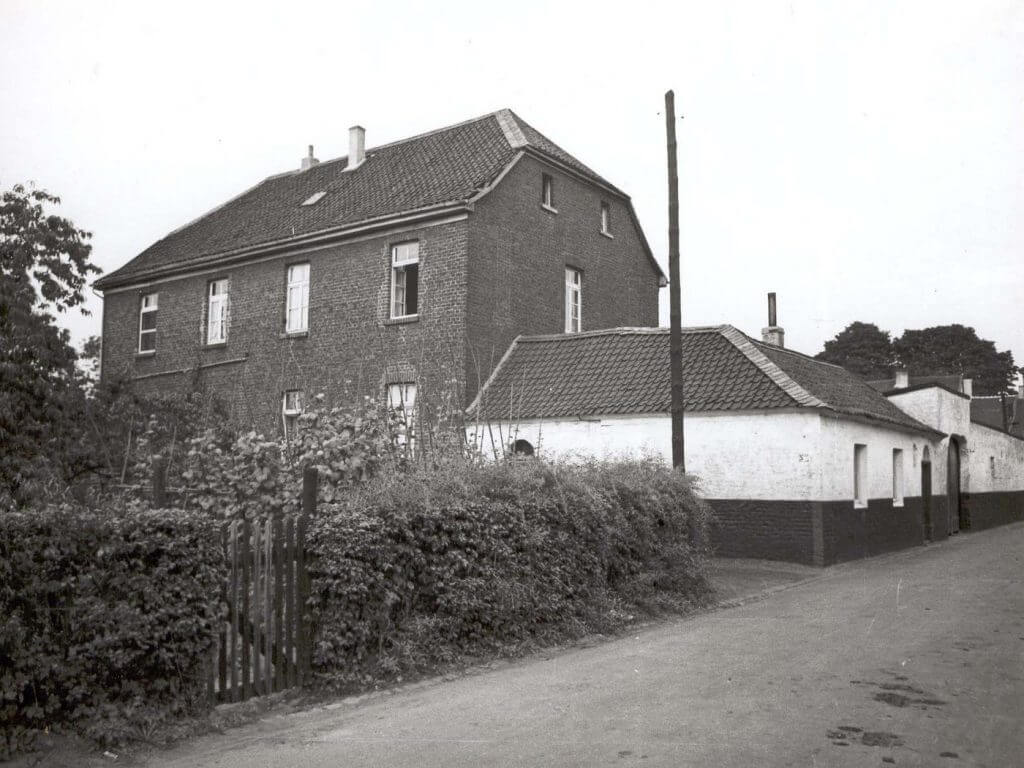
[144,523,1024,767]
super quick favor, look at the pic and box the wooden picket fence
[209,514,311,703]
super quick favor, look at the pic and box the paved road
[146,524,1024,767]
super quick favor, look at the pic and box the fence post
[152,456,167,507]
[302,466,318,516]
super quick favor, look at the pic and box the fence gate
[208,514,311,703]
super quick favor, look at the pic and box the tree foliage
[0,184,99,505]
[815,322,895,379]
[894,324,1017,396]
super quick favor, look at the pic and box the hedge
[307,458,713,682]
[0,505,226,756]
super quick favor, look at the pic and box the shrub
[0,504,225,756]
[307,457,712,685]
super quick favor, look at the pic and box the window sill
[600,230,614,239]
[135,350,156,359]
[893,501,905,508]
[385,314,419,326]
[203,341,228,350]
[854,501,868,509]
[280,331,309,339]
[541,203,558,215]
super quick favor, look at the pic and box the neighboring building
[468,319,1024,566]
[969,394,1024,440]
[95,110,664,433]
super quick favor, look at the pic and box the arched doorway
[512,439,535,457]
[947,437,965,533]
[921,446,932,541]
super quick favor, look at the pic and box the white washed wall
[815,417,942,502]
[468,410,943,503]
[468,411,821,500]
[887,388,970,436]
[966,423,1024,493]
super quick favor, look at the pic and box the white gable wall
[966,423,1024,494]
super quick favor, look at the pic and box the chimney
[300,145,319,171]
[894,368,910,389]
[760,292,785,347]
[962,378,973,397]
[347,125,366,170]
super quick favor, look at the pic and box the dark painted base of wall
[708,491,1023,566]
[962,490,1024,532]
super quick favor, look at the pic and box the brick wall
[101,220,469,434]
[464,154,661,401]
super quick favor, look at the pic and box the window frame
[854,443,868,508]
[600,200,612,236]
[284,263,310,334]
[389,241,420,320]
[206,278,229,345]
[564,266,582,334]
[282,389,304,438]
[387,381,417,454]
[138,292,158,353]
[541,173,557,212]
[892,448,904,507]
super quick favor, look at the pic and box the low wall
[709,497,931,566]
[962,490,1024,531]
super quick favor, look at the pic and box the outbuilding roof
[96,109,658,290]
[468,326,941,436]
[970,395,1024,438]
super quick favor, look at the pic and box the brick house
[95,110,665,433]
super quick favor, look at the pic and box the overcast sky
[2,0,1022,362]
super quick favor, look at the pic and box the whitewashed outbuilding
[467,325,1024,565]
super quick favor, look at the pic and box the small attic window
[301,191,326,206]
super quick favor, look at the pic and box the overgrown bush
[307,457,712,685]
[0,504,225,756]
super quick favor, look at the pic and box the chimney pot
[760,292,784,347]
[300,144,319,171]
[347,125,366,170]
[894,368,910,389]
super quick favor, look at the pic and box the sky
[2,0,1022,363]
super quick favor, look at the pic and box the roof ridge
[513,326,727,343]
[495,109,529,149]
[718,325,826,408]
[275,110,510,175]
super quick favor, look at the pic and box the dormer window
[541,173,556,212]
[301,191,326,206]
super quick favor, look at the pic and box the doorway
[921,446,932,541]
[947,438,963,533]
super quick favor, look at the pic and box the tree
[815,322,895,379]
[0,184,99,505]
[894,325,1017,396]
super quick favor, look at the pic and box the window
[892,449,904,506]
[990,456,996,480]
[541,173,555,210]
[564,267,582,333]
[285,263,309,333]
[600,201,612,235]
[206,279,229,344]
[854,444,867,507]
[282,390,304,437]
[390,242,419,319]
[138,293,158,353]
[387,382,417,453]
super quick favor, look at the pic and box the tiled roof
[95,110,632,289]
[469,326,940,436]
[970,396,1024,438]
[867,374,963,394]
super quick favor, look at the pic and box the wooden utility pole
[665,90,685,471]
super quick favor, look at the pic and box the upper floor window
[564,267,582,334]
[138,292,158,353]
[854,443,867,508]
[206,278,229,345]
[600,201,612,235]
[541,173,556,211]
[285,263,309,333]
[390,242,419,319]
[387,382,417,453]
[892,448,904,507]
[282,389,304,437]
